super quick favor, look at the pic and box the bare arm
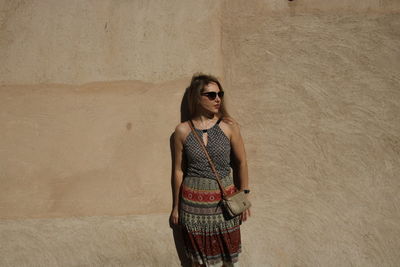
[230,121,249,191]
[229,119,251,221]
[170,123,186,225]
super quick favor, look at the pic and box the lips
[215,105,220,109]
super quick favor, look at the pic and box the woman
[170,73,251,267]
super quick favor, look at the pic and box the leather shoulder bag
[188,119,251,219]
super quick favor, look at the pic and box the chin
[205,107,219,115]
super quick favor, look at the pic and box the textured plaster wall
[1,0,400,266]
[0,0,223,84]
[220,5,400,266]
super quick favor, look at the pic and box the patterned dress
[179,117,242,266]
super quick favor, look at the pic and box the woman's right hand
[169,207,179,227]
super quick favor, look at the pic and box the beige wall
[1,0,399,266]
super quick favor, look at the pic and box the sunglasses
[201,91,224,100]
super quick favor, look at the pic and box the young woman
[170,73,251,267]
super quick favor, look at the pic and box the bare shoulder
[174,121,191,143]
[219,116,241,139]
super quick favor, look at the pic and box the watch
[243,189,250,194]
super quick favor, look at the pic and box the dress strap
[189,117,222,133]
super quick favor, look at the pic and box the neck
[195,110,218,123]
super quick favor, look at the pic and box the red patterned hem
[181,224,241,266]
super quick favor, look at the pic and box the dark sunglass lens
[202,91,223,100]
[204,92,217,100]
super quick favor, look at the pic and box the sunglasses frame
[200,91,224,100]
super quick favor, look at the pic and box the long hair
[187,72,232,122]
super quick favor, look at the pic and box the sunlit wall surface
[1,0,399,266]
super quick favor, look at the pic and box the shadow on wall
[169,86,192,266]
[168,86,242,266]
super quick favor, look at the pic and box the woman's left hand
[240,208,251,222]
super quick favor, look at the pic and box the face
[199,82,222,114]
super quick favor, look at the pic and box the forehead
[203,82,220,92]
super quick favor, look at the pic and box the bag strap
[188,118,228,199]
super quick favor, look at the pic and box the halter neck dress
[180,117,242,266]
